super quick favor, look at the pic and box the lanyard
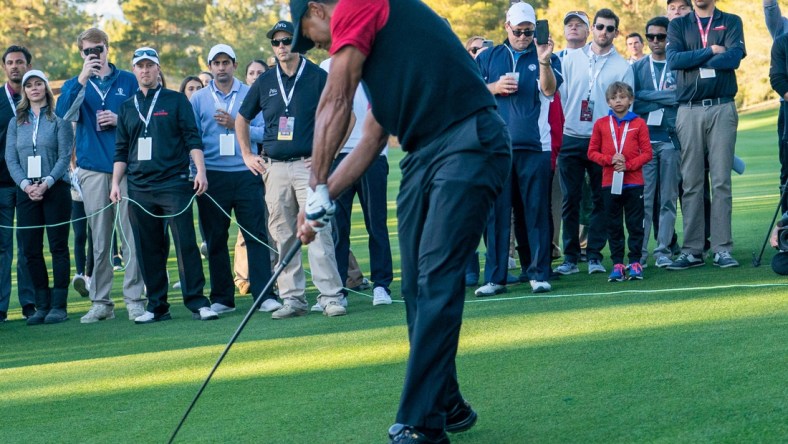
[30,110,40,153]
[609,116,630,155]
[695,13,714,49]
[649,56,668,91]
[586,48,608,100]
[5,84,16,117]
[133,88,161,136]
[276,56,306,113]
[89,79,110,107]
[209,81,238,117]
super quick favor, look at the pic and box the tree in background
[106,0,211,81]
[0,0,92,81]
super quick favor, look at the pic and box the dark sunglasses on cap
[594,24,617,33]
[271,38,293,47]
[133,48,158,58]
[469,47,483,54]
[511,29,535,37]
[646,33,668,42]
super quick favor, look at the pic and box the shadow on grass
[0,313,784,444]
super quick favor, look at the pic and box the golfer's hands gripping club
[299,184,334,243]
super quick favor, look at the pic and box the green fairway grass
[1,107,787,443]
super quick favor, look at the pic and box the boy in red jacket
[588,82,652,281]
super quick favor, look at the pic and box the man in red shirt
[291,1,511,442]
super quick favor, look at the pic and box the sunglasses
[133,49,158,58]
[82,45,104,57]
[511,29,535,37]
[645,33,668,42]
[469,47,483,54]
[594,24,617,33]
[271,38,293,47]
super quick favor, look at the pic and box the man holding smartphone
[56,28,146,323]
[475,1,561,294]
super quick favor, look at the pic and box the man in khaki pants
[235,21,346,319]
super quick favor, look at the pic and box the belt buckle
[701,98,713,107]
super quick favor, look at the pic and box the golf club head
[752,251,761,267]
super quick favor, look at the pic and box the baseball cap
[667,0,692,5]
[207,44,236,64]
[22,69,48,86]
[564,10,590,27]
[507,2,537,25]
[132,47,159,66]
[267,20,294,39]
[289,0,315,53]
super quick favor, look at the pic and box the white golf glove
[305,184,335,232]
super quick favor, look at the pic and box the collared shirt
[476,41,563,152]
[238,57,326,160]
[191,78,261,171]
[115,85,203,191]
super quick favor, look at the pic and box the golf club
[168,239,303,443]
[753,184,788,267]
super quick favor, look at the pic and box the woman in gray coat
[5,70,73,325]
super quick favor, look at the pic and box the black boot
[44,288,69,324]
[26,289,50,326]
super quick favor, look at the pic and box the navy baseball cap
[267,20,294,39]
[289,0,315,53]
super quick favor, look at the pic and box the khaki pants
[676,101,737,255]
[263,159,343,309]
[78,169,145,306]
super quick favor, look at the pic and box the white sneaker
[72,274,90,297]
[195,307,219,321]
[134,311,172,324]
[372,287,392,306]
[530,280,552,293]
[126,301,146,320]
[210,302,236,314]
[312,296,349,312]
[80,304,115,324]
[259,298,283,312]
[474,282,506,297]
[323,300,347,317]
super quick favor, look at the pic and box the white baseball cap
[207,44,236,64]
[22,69,49,86]
[507,2,537,25]
[132,47,159,66]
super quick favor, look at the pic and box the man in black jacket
[110,47,216,324]
[0,45,34,322]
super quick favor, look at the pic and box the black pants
[602,186,645,265]
[395,109,510,430]
[128,183,208,315]
[71,200,94,276]
[510,150,552,281]
[558,136,607,263]
[197,170,272,307]
[331,153,394,291]
[779,103,788,212]
[17,181,71,292]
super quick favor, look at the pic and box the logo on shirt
[153,109,168,117]
[713,25,726,31]
[116,88,126,96]
[269,89,278,97]
[528,64,537,72]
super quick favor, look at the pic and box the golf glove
[305,184,334,232]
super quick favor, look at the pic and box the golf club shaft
[168,239,303,443]
[754,184,787,267]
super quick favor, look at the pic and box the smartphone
[535,19,549,44]
[85,46,103,57]
[482,39,494,49]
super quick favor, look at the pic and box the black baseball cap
[289,0,315,53]
[267,20,294,39]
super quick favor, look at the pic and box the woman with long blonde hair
[5,70,73,325]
